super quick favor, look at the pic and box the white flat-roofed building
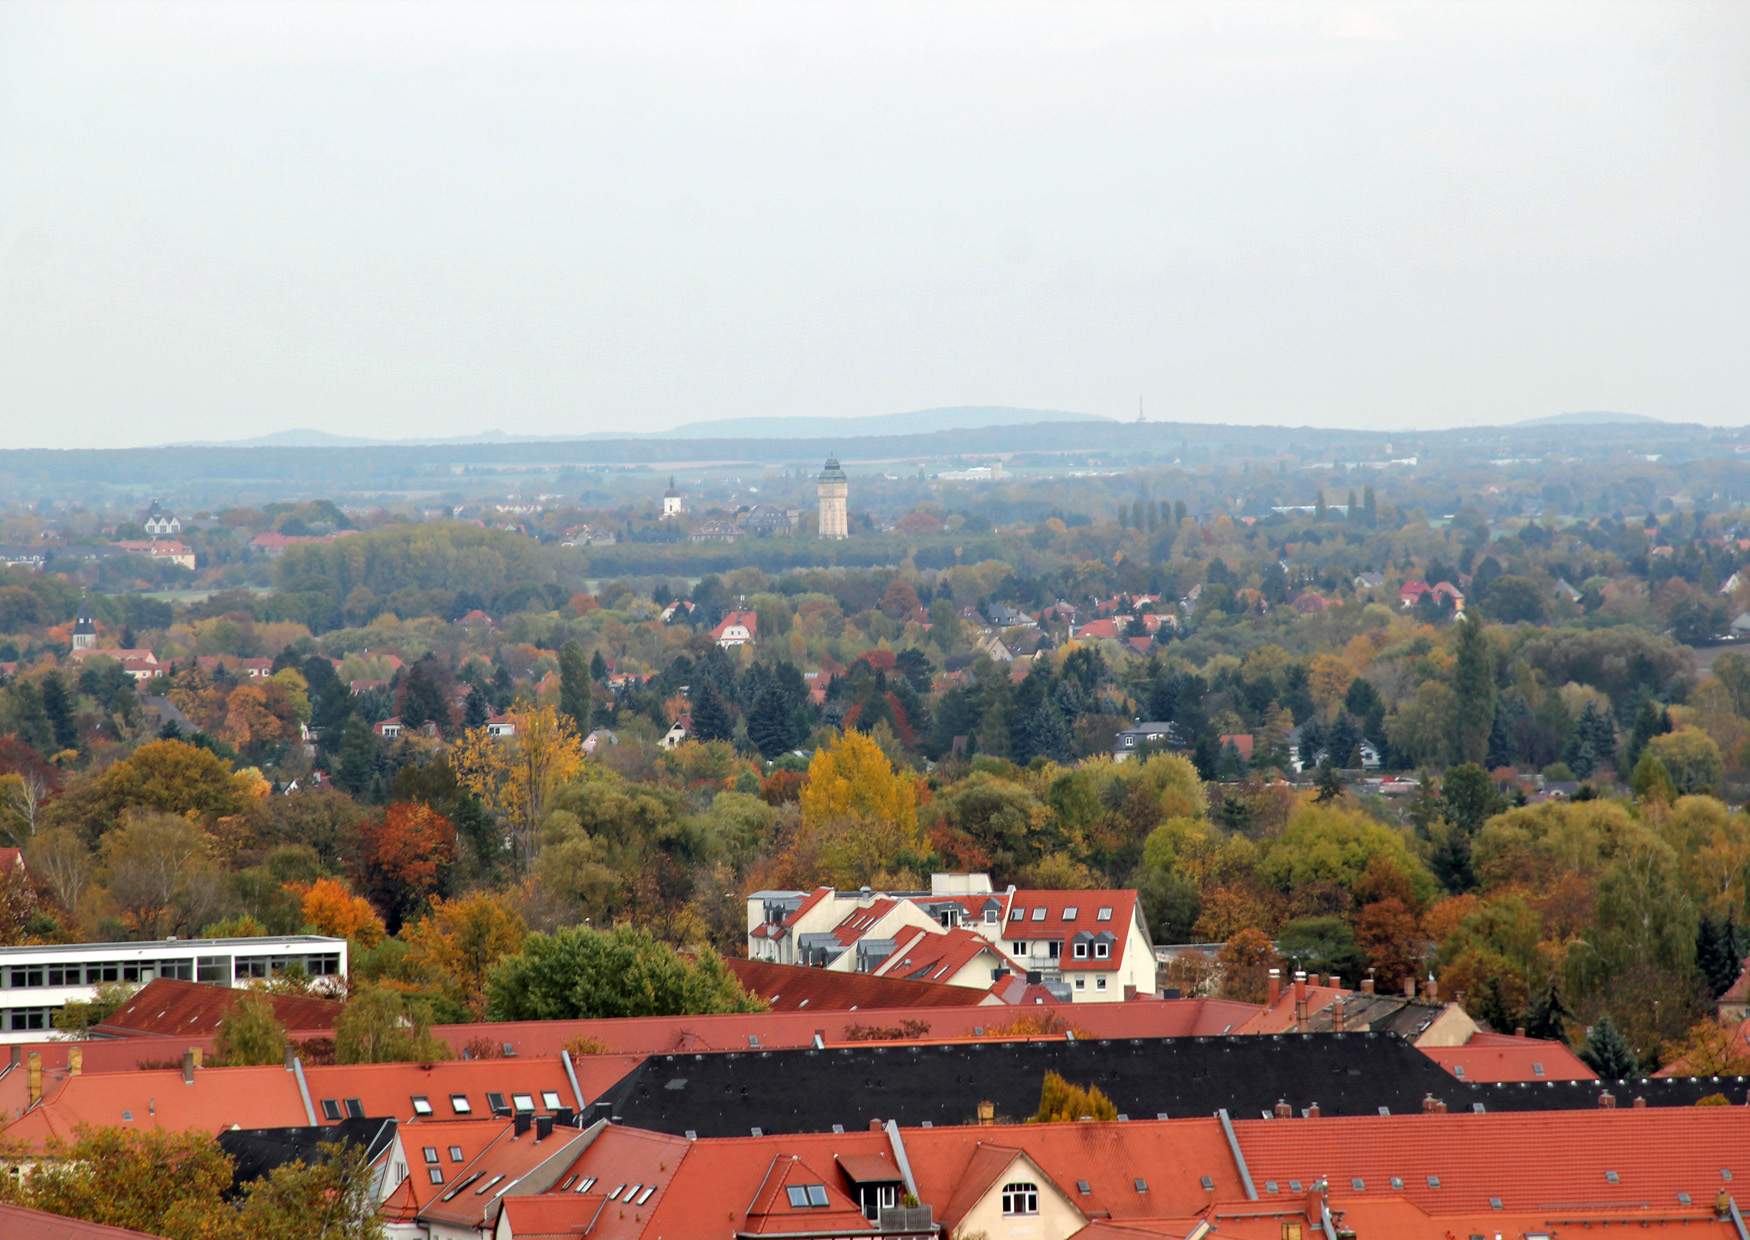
[0,935,347,1040]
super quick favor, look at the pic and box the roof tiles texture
[94,978,341,1038]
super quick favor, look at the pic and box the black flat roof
[595,1033,1745,1137]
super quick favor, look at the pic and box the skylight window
[475,1175,504,1196]
[1532,1062,1545,1077]
[512,1093,535,1113]
[1030,908,1046,922]
[1604,1170,1619,1184]
[1076,1180,1091,1195]
[427,1168,444,1185]
[541,1091,563,1110]
[320,1099,341,1122]
[1096,907,1113,922]
[486,1092,509,1115]
[411,1095,432,1116]
[635,1185,656,1205]
[785,1186,811,1208]
[1008,908,1023,921]
[343,1098,364,1119]
[1137,1178,1152,1193]
[1197,1176,1212,1191]
[576,1177,596,1194]
[607,1184,625,1201]
[449,1146,464,1163]
[625,1183,642,1201]
[1350,1178,1365,1192]
[1427,1176,1441,1189]
[1062,906,1077,920]
[450,1094,472,1115]
[422,1147,439,1164]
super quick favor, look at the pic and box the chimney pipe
[1403,975,1416,998]
[1293,971,1308,1029]
[68,1048,82,1077]
[1360,976,1375,995]
[1514,1026,1527,1039]
[1421,1094,1438,1114]
[534,1115,555,1142]
[181,1049,195,1085]
[284,1043,297,1070]
[26,1052,42,1107]
[1332,997,1346,1034]
[1330,977,1342,994]
[1305,1102,1320,1119]
[1599,1091,1617,1109]
[1424,976,1438,1003]
[977,1100,995,1126]
[1267,968,1282,1005]
[1274,1099,1292,1119]
[869,1119,883,1132]
[513,1112,533,1136]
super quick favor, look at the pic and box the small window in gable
[1001,1182,1039,1216]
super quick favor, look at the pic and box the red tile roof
[875,926,1016,985]
[1234,1106,1750,1214]
[1421,1036,1595,1083]
[741,1151,871,1234]
[427,994,1255,1062]
[416,1120,590,1231]
[302,1056,630,1123]
[830,896,900,946]
[0,1203,168,1239]
[380,1117,515,1222]
[94,978,341,1038]
[906,1117,1246,1227]
[542,1125,692,1240]
[724,958,1007,1012]
[4,1063,308,1151]
[1001,889,1139,972]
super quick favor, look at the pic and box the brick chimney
[1360,976,1375,995]
[1293,971,1308,1028]
[977,1100,995,1126]
[1331,997,1346,1034]
[1268,968,1282,1004]
[1402,975,1416,998]
[68,1048,82,1077]
[1632,1095,1647,1109]
[1599,1091,1617,1109]
[1305,1102,1321,1119]
[1274,1099,1292,1119]
[869,1119,884,1132]
[1423,977,1438,1003]
[1514,1026,1527,1038]
[26,1051,41,1107]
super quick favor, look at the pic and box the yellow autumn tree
[797,730,922,887]
[449,704,583,870]
[296,877,385,947]
[402,892,528,1020]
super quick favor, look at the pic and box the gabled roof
[743,1151,872,1234]
[0,1203,168,1239]
[874,926,1015,985]
[1234,1106,1750,1214]
[724,958,1006,1012]
[831,897,901,946]
[380,1118,514,1221]
[216,1115,396,1194]
[1422,1036,1595,1083]
[417,1119,590,1231]
[907,1118,1244,1225]
[302,1056,623,1123]
[94,978,342,1038]
[4,1063,309,1151]
[636,1129,894,1238]
[1002,889,1140,973]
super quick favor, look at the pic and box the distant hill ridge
[174,406,1110,449]
[1513,410,1662,427]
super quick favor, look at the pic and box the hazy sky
[3,2,1746,448]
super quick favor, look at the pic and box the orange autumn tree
[359,801,457,930]
[294,877,385,948]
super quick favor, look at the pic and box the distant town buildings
[660,477,684,520]
[816,457,848,539]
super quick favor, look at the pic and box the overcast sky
[2,2,1746,448]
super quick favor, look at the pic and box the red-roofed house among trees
[747,874,1157,1002]
[712,609,758,648]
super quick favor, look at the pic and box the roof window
[449,1146,464,1163]
[475,1175,504,1196]
[411,1095,432,1116]
[450,1094,472,1114]
[485,1091,509,1115]
[607,1184,625,1201]
[1096,907,1113,922]
[422,1147,439,1165]
[635,1185,655,1205]
[512,1093,535,1113]
[1076,1180,1091,1195]
[427,1168,443,1186]
[1030,908,1046,922]
[1605,1170,1619,1184]
[1427,1177,1441,1188]
[320,1099,341,1122]
[576,1176,597,1193]
[1350,1178,1365,1192]
[343,1098,364,1119]
[1008,908,1023,921]
[1062,906,1078,920]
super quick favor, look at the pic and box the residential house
[376,718,404,740]
[1111,721,1186,760]
[141,500,182,537]
[712,609,758,648]
[69,647,162,682]
[659,717,690,749]
[111,539,196,570]
[485,714,516,739]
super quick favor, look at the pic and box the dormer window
[1073,942,1089,959]
[1094,940,1111,960]
[786,1184,830,1208]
